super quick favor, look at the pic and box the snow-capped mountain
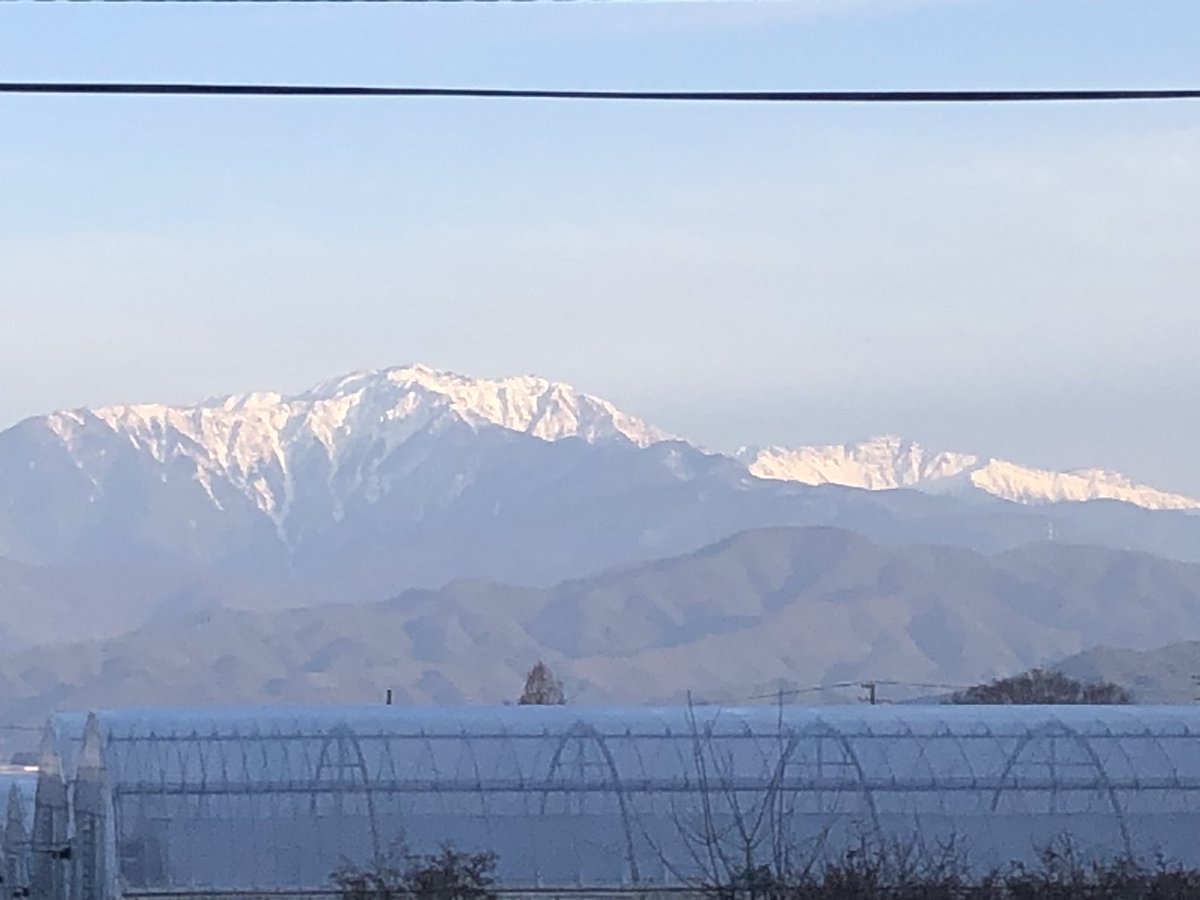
[34,364,670,540]
[740,436,1200,512]
[5,365,1200,719]
[23,367,1196,536]
[4,364,1200,630]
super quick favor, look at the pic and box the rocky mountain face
[4,527,1200,731]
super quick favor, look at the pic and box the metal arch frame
[641,717,883,886]
[888,722,942,791]
[1097,723,1145,792]
[179,730,212,820]
[531,718,888,861]
[215,728,233,795]
[692,725,807,872]
[797,719,882,842]
[312,725,381,860]
[539,722,642,884]
[72,713,1200,888]
[458,729,493,825]
[930,720,989,795]
[414,730,446,788]
[989,719,1132,857]
[874,719,967,842]
[762,728,804,867]
[1124,723,1186,799]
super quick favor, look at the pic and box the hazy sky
[2,0,1199,492]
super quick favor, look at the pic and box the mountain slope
[742,436,1200,512]
[4,527,1200,731]
[14,364,666,546]
[0,365,673,570]
[1057,640,1200,704]
[4,365,1200,623]
[0,554,306,646]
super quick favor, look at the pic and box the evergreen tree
[518,661,565,705]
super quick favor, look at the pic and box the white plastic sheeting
[34,704,1200,898]
[1,770,36,896]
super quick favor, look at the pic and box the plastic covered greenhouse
[28,704,1200,900]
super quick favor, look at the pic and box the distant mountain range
[1057,641,1200,704]
[12,365,1195,542]
[741,436,1200,511]
[2,363,1200,651]
[4,526,1200,731]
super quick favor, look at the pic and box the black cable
[1,83,1199,102]
[746,678,975,702]
[3,0,587,2]
[747,682,861,700]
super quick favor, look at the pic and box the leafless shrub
[332,842,497,900]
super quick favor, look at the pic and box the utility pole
[861,681,877,706]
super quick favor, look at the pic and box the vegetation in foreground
[332,843,498,900]
[332,837,1200,900]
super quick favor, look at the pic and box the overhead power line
[7,0,600,3]
[1,83,1199,102]
[746,679,973,703]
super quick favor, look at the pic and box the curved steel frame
[989,719,1132,856]
[50,707,1200,897]
[541,722,642,884]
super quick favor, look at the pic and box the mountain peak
[26,364,672,542]
[298,363,670,447]
[744,437,1200,512]
[13,367,1199,574]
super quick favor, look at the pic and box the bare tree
[950,668,1131,705]
[518,661,566,705]
[639,699,830,898]
[332,842,497,900]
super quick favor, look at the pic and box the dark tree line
[950,668,1132,705]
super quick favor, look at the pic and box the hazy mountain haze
[6,526,1200,733]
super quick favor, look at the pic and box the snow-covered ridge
[31,370,1200,534]
[41,364,671,535]
[741,436,1200,512]
[301,365,670,447]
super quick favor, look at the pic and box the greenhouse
[1,768,36,897]
[28,704,1200,900]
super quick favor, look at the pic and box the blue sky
[2,0,1199,492]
